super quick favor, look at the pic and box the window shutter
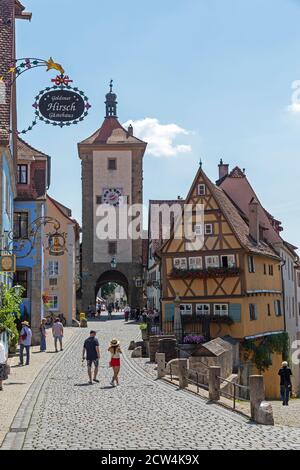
[165,303,175,321]
[229,304,241,323]
[274,300,278,316]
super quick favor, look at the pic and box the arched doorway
[95,270,129,311]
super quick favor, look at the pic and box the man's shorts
[87,359,99,368]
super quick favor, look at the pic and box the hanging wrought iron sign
[33,79,91,128]
[0,57,91,135]
[48,230,67,257]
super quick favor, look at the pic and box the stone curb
[0,330,81,450]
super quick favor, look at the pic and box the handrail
[217,375,250,391]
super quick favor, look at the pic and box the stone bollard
[156,353,166,379]
[209,366,221,401]
[128,341,136,351]
[249,375,274,425]
[131,347,142,358]
[178,359,188,389]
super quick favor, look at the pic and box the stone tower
[78,84,147,311]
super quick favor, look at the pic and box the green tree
[0,284,25,347]
[101,283,118,300]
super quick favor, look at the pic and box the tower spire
[105,80,118,118]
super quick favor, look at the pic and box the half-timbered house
[160,164,285,398]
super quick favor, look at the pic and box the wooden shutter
[229,304,241,323]
[165,304,175,321]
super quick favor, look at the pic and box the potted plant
[139,323,149,341]
[179,335,206,357]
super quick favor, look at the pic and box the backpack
[21,328,28,342]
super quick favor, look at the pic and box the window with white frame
[47,295,59,310]
[205,224,213,235]
[189,257,203,270]
[174,258,187,270]
[197,184,206,196]
[180,304,193,316]
[196,304,210,316]
[194,224,203,236]
[205,256,220,268]
[48,261,59,277]
[221,254,236,268]
[214,304,229,316]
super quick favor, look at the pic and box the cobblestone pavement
[4,317,300,450]
[0,327,77,446]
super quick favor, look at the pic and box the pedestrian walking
[108,304,113,320]
[278,361,293,406]
[0,340,8,391]
[19,321,32,366]
[40,319,47,352]
[108,338,122,387]
[82,330,100,385]
[124,305,130,322]
[52,318,64,353]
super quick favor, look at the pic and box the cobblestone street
[2,316,300,450]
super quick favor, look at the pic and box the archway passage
[95,270,129,300]
[94,270,129,314]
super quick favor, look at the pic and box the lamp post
[174,293,183,343]
[110,257,117,270]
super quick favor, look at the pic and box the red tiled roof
[17,137,49,159]
[79,117,147,146]
[229,166,246,178]
[212,185,279,259]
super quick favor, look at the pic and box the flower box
[170,267,241,280]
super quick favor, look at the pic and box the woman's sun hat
[110,338,120,347]
[22,321,30,327]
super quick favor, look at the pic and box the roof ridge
[17,137,50,158]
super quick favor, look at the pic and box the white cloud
[288,102,300,113]
[123,117,192,157]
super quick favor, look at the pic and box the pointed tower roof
[79,82,147,147]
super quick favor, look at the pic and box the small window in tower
[108,159,117,171]
[108,241,117,255]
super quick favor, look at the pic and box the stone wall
[149,335,176,362]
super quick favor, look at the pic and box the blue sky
[16,0,300,247]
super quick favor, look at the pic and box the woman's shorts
[110,358,120,367]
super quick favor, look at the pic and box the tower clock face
[103,188,123,206]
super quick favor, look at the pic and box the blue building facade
[14,138,50,343]
[0,148,16,288]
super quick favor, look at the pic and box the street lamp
[111,257,117,269]
[12,284,23,296]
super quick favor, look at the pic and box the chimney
[218,159,229,180]
[128,124,133,136]
[249,198,259,244]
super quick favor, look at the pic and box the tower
[78,84,147,311]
